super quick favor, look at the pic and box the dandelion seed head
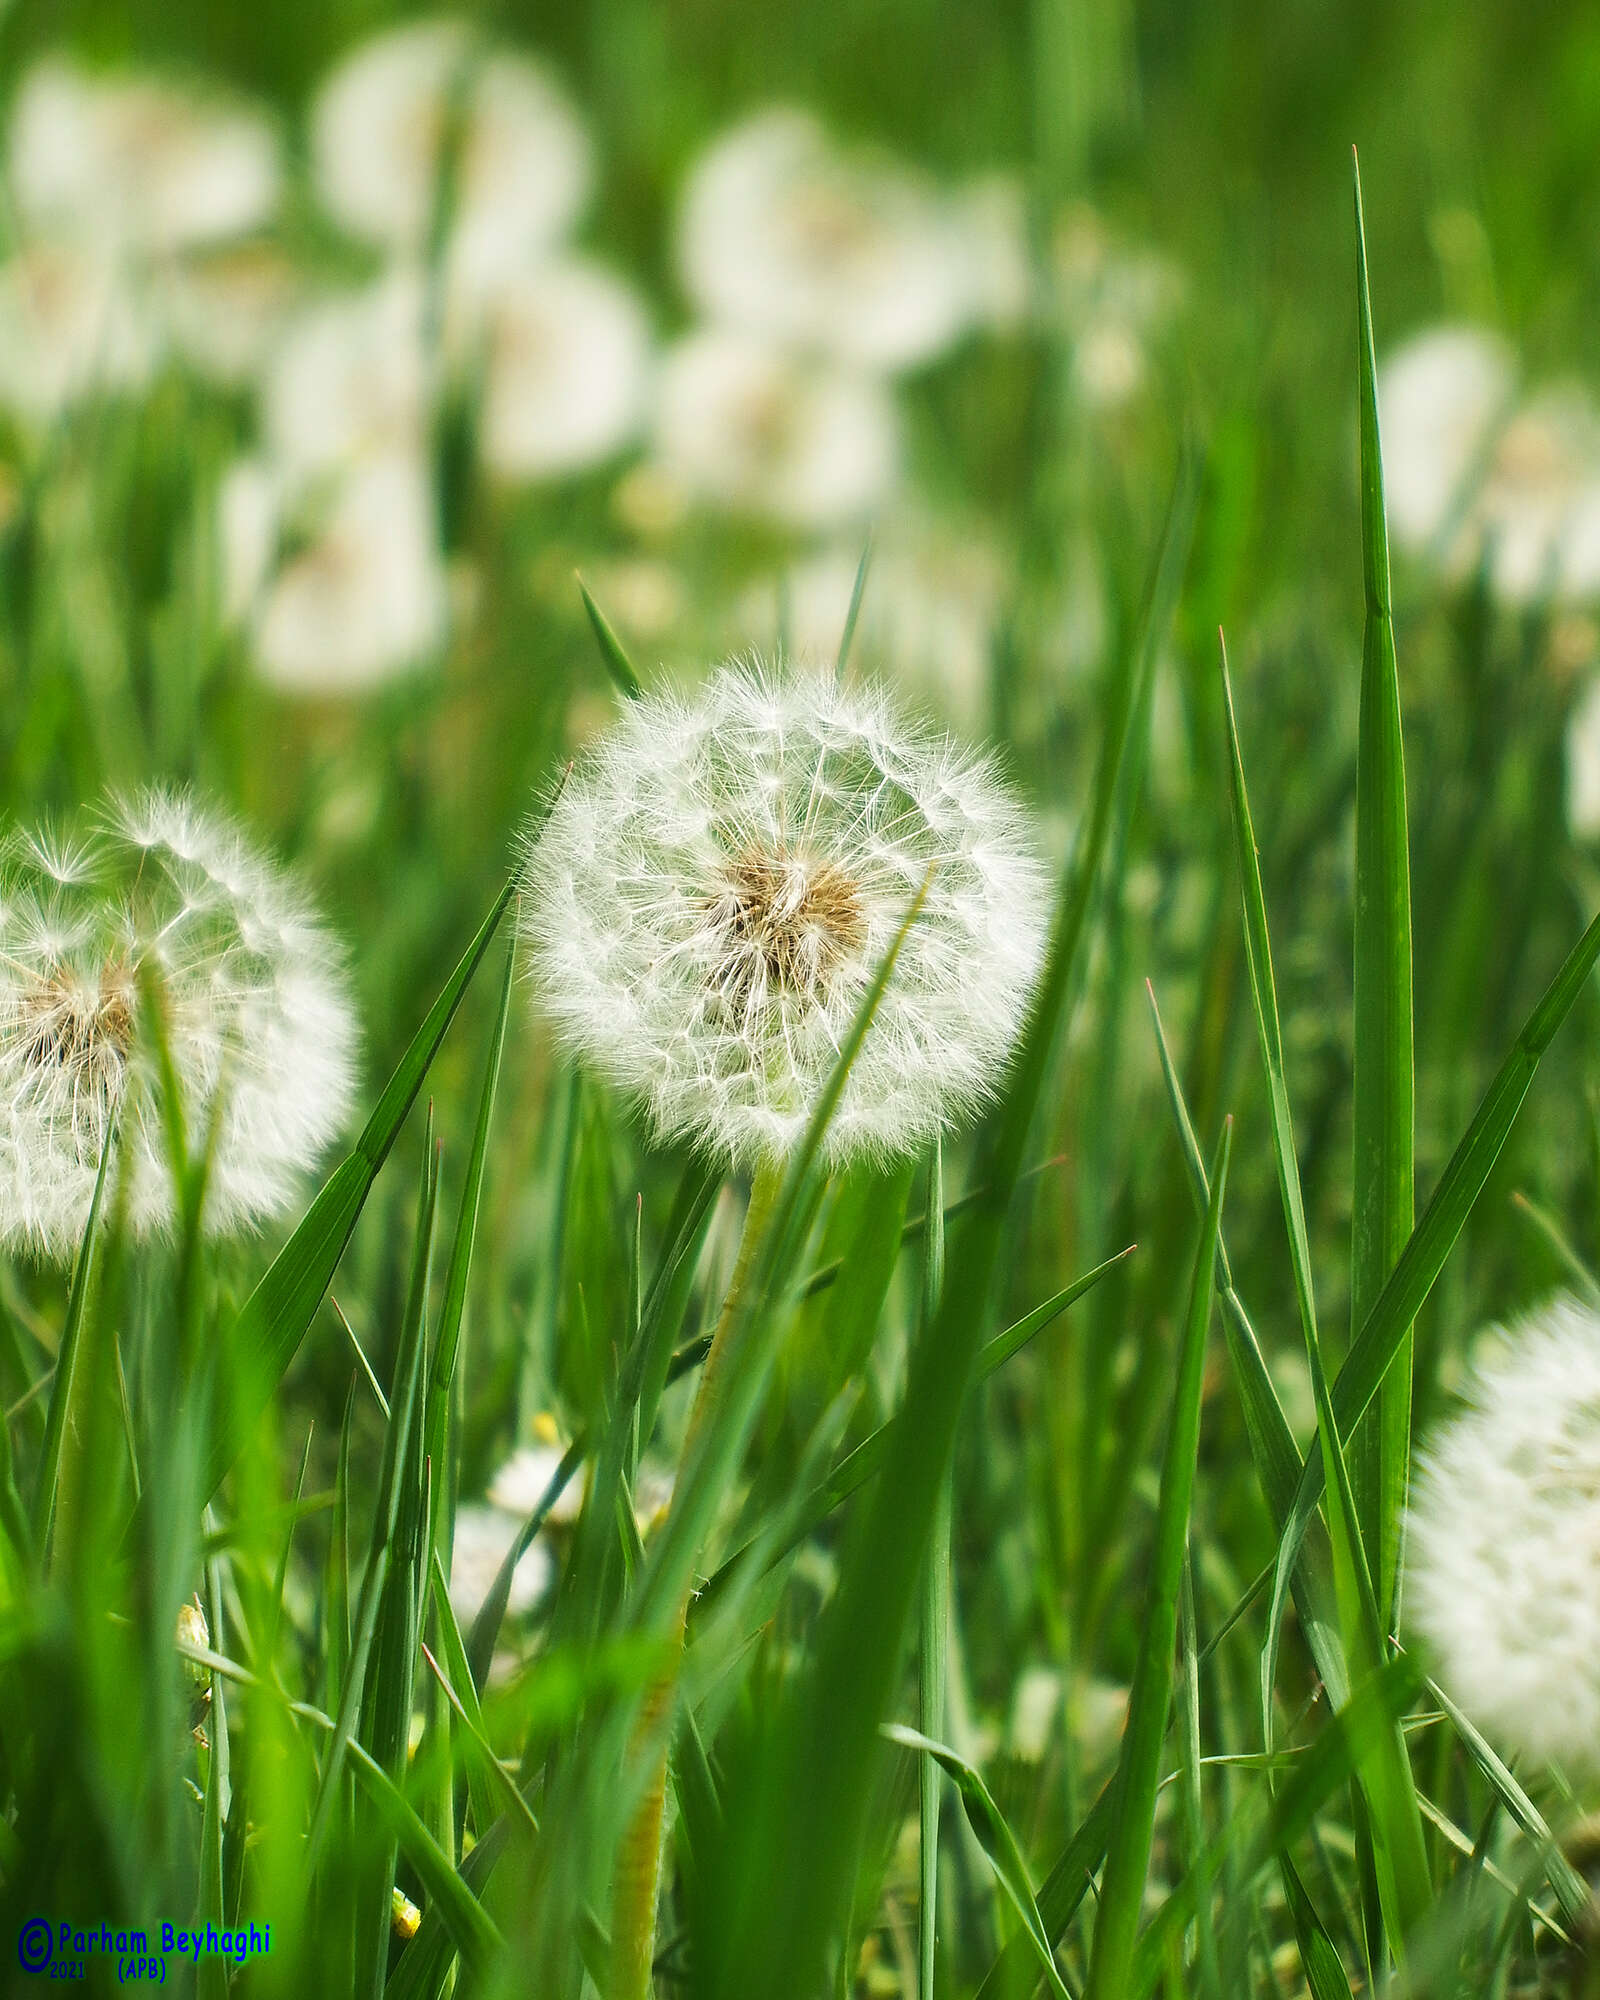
[448,1503,553,1626]
[520,660,1048,1169]
[677,108,977,373]
[0,237,162,421]
[651,326,898,530]
[1407,1298,1600,1772]
[311,20,590,288]
[0,789,358,1257]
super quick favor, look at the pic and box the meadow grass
[4,4,1600,1997]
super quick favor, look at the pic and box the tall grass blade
[1348,147,1415,1638]
[577,573,646,700]
[1084,1117,1229,2000]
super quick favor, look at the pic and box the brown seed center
[15,962,138,1094]
[705,847,865,1019]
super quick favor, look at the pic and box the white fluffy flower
[223,450,448,695]
[448,1502,553,1625]
[262,270,430,480]
[1378,324,1515,555]
[1474,388,1600,605]
[9,58,281,255]
[0,790,357,1258]
[450,256,651,482]
[651,326,898,530]
[742,524,1006,732]
[487,1439,584,1526]
[677,107,977,373]
[1407,1298,1600,1771]
[311,20,590,291]
[521,661,1048,1168]
[0,238,162,420]
[162,240,302,386]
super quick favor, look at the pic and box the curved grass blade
[1349,147,1415,1639]
[887,1724,1072,2000]
[973,1783,1116,2000]
[32,1113,114,1563]
[1084,1118,1230,2000]
[577,574,644,700]
[916,1141,948,2000]
[834,532,874,681]
[205,876,522,1502]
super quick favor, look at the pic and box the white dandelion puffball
[311,20,590,287]
[448,1503,553,1625]
[487,1440,584,1526]
[1475,387,1600,606]
[0,791,357,1258]
[521,662,1049,1168]
[1407,1299,1600,1771]
[1567,676,1600,840]
[163,240,302,387]
[262,271,430,481]
[235,450,448,695]
[0,238,162,421]
[678,107,976,373]
[451,257,651,482]
[1378,324,1515,556]
[9,59,281,255]
[652,326,899,530]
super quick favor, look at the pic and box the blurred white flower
[652,326,898,530]
[0,237,161,420]
[953,173,1035,334]
[450,256,651,482]
[743,523,1006,733]
[487,1439,584,1526]
[520,660,1048,1168]
[0,789,357,1257]
[311,19,590,292]
[678,108,978,373]
[1009,1665,1062,1760]
[1567,676,1600,840]
[262,270,430,481]
[225,450,448,695]
[1378,324,1515,556]
[1051,206,1181,411]
[162,240,302,386]
[448,1502,553,1625]
[1408,1298,1600,1772]
[1379,326,1600,605]
[10,58,281,255]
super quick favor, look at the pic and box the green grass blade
[32,1114,114,1563]
[834,532,874,681]
[1220,633,1431,1954]
[1275,897,1600,1623]
[205,877,519,1502]
[426,929,517,1557]
[1349,147,1415,1638]
[1084,1117,1230,2000]
[577,573,645,700]
[917,1141,948,2000]
[887,1725,1072,2000]
[974,1784,1116,2000]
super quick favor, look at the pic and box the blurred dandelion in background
[0,790,356,1256]
[520,659,1048,1168]
[1408,1298,1600,1772]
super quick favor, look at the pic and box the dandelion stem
[608,1155,785,2000]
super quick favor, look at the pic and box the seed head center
[17,961,137,1096]
[706,847,865,1017]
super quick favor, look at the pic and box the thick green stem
[608,1159,784,2000]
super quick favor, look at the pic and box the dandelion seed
[1407,1298,1600,1771]
[9,59,281,256]
[311,20,590,291]
[651,327,899,530]
[521,660,1048,1168]
[678,107,978,374]
[0,790,358,1258]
